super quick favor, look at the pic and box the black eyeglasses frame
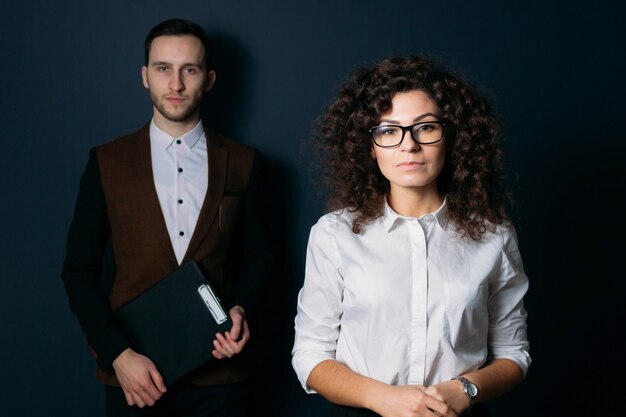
[368,121,447,148]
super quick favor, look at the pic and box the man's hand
[112,348,166,407]
[212,305,250,359]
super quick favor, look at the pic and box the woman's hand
[370,384,458,417]
[424,380,468,416]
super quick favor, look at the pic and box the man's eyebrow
[150,61,203,67]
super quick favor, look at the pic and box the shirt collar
[383,197,449,233]
[149,119,205,150]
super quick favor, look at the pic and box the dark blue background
[1,1,624,416]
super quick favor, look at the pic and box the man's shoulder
[96,124,149,154]
[207,131,260,173]
[208,131,257,155]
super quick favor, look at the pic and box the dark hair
[144,18,214,69]
[317,55,510,240]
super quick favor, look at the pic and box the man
[62,19,268,416]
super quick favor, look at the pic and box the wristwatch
[452,376,478,413]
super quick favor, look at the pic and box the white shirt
[150,120,208,264]
[292,201,531,393]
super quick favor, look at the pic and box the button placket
[408,219,428,385]
[175,138,186,241]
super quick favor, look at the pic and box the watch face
[467,383,478,397]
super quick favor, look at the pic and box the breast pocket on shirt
[442,281,489,349]
[219,195,243,233]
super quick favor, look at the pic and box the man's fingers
[213,335,233,357]
[229,324,240,341]
[113,349,165,407]
[212,310,249,359]
[143,383,162,404]
[124,390,135,406]
[131,391,145,408]
[241,319,250,343]
[125,380,161,407]
[228,306,246,341]
[149,368,167,393]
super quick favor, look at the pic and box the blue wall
[0,1,624,415]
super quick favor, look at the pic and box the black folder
[115,260,231,386]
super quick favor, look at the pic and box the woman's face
[372,89,446,198]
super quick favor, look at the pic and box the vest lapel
[182,131,228,264]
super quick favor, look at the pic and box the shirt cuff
[291,350,336,394]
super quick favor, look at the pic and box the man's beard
[151,93,202,123]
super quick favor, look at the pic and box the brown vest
[95,125,256,386]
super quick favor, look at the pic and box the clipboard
[115,260,231,385]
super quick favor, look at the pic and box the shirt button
[178,167,183,173]
[179,231,185,236]
[176,139,181,144]
[178,199,183,204]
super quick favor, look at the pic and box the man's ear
[141,66,149,89]
[204,70,217,92]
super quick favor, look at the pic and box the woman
[292,56,530,417]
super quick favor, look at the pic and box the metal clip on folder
[198,284,228,324]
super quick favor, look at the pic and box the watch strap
[452,376,477,414]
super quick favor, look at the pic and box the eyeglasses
[369,121,447,148]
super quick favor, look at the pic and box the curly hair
[316,55,510,240]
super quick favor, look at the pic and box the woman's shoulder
[475,221,520,253]
[306,210,357,255]
[314,208,357,230]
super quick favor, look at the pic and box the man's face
[141,35,216,130]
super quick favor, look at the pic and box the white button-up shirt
[150,120,208,264]
[292,201,531,393]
